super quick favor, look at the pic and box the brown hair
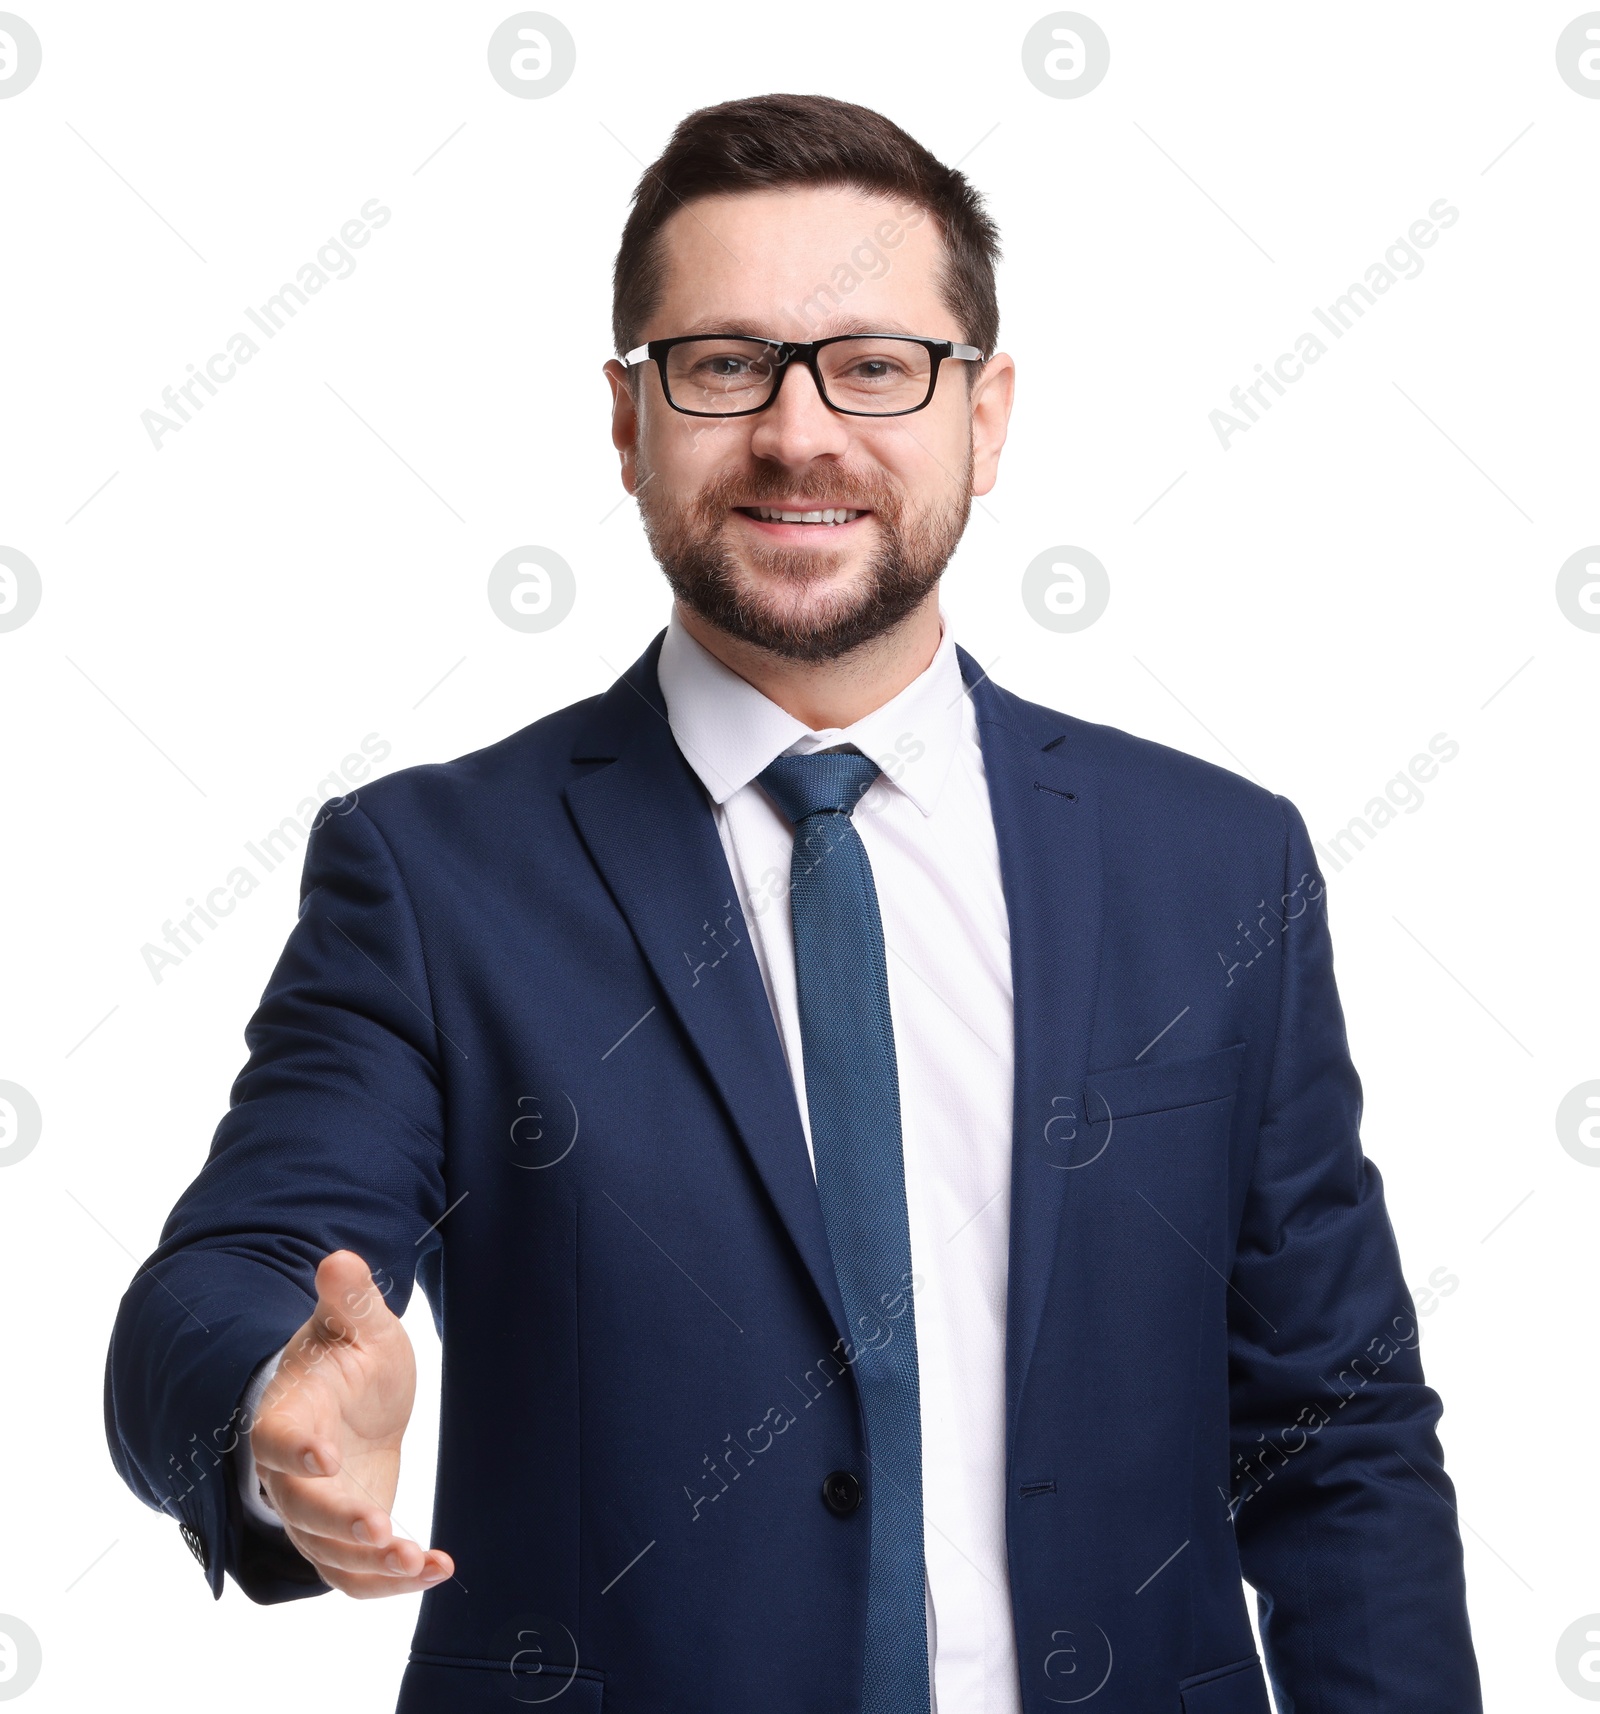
[611,93,1001,377]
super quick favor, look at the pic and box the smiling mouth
[734,504,868,527]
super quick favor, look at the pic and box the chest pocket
[1082,1040,1246,1127]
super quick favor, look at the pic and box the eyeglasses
[621,333,985,419]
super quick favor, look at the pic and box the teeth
[750,506,861,524]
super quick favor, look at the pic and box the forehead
[642,185,952,344]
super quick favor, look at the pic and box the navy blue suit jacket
[105,634,1480,1713]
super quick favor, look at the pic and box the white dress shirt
[657,609,1020,1714]
[238,609,1022,1712]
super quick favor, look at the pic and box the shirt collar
[656,606,966,817]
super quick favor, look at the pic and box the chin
[655,516,943,663]
[733,557,864,610]
[732,565,879,627]
[689,580,924,664]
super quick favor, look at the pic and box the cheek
[884,410,970,484]
[896,460,970,521]
[655,420,755,492]
[854,434,942,505]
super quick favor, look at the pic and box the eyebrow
[672,314,921,340]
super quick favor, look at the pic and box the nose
[746,355,851,465]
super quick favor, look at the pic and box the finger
[260,1466,394,1544]
[249,1400,343,1482]
[311,1249,396,1350]
[281,1525,447,1579]
[294,1546,454,1600]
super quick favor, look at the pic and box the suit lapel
[958,647,1106,1469]
[565,636,1104,1455]
[564,633,851,1346]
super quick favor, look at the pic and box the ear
[968,351,1016,498]
[603,358,643,495]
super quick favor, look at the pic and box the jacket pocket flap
[1178,1655,1271,1712]
[1084,1041,1246,1124]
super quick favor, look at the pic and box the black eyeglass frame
[621,332,986,419]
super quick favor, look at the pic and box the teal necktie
[758,749,929,1714]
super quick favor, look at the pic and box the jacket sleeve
[1227,794,1481,1712]
[103,797,448,1603]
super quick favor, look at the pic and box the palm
[248,1250,451,1597]
[282,1324,411,1506]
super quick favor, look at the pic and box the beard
[634,447,973,663]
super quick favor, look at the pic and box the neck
[674,593,943,730]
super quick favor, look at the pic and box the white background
[1,2,1596,1709]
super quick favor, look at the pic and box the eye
[696,354,756,378]
[821,342,926,390]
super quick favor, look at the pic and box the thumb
[308,1249,400,1351]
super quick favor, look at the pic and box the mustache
[696,473,900,518]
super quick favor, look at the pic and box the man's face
[604,185,1013,662]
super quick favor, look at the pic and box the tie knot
[758,749,882,826]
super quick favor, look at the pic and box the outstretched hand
[248,1250,454,1597]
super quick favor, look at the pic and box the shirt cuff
[237,1342,293,1531]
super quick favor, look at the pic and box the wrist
[237,1342,293,1530]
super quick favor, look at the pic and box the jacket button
[821,1470,862,1515]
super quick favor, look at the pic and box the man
[105,93,1481,1713]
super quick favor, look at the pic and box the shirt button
[821,1470,862,1515]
